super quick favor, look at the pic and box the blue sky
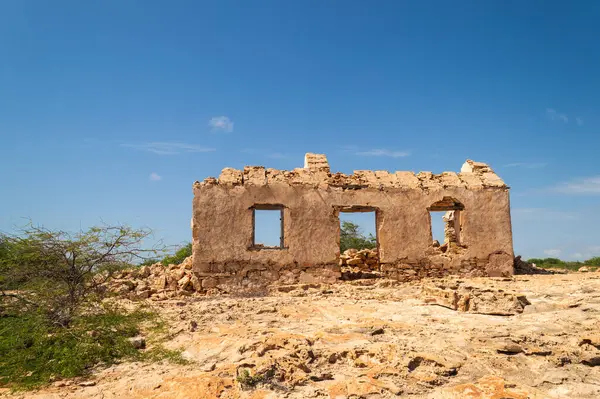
[1,1,599,260]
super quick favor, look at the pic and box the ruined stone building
[191,154,514,289]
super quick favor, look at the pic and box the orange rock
[440,376,542,399]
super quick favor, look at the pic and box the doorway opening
[430,212,446,244]
[336,206,379,278]
[428,197,464,253]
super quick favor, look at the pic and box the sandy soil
[3,273,600,399]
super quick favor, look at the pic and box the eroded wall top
[195,153,507,191]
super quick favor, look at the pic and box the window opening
[428,197,464,252]
[252,205,284,249]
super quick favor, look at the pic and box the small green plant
[236,367,275,388]
[161,243,192,266]
[143,345,189,365]
[140,258,160,266]
[0,307,188,391]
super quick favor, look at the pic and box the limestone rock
[190,275,202,291]
[339,248,379,271]
[178,275,192,290]
[37,273,600,399]
[128,336,146,349]
[105,257,211,299]
[437,375,541,398]
[422,280,530,315]
[138,266,150,278]
[152,275,166,291]
[580,335,600,349]
[496,342,524,355]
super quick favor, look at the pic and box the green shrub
[140,258,160,266]
[540,257,562,264]
[340,221,377,253]
[142,345,189,365]
[161,243,192,266]
[526,256,600,270]
[526,257,583,271]
[584,256,600,266]
[0,224,164,326]
[236,367,275,388]
[0,310,142,389]
[0,223,183,391]
[0,308,188,390]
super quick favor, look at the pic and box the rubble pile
[106,256,202,301]
[338,248,379,271]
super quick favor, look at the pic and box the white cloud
[355,149,411,158]
[572,253,584,259]
[209,116,234,133]
[576,117,584,126]
[504,162,547,169]
[546,108,568,123]
[544,249,562,257]
[122,142,216,155]
[149,172,162,181]
[553,176,600,194]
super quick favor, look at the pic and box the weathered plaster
[191,154,514,288]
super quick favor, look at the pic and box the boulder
[128,336,146,349]
[136,290,151,299]
[191,275,202,291]
[422,281,530,315]
[178,275,192,290]
[138,266,150,278]
[152,275,166,291]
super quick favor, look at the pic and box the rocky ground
[3,272,600,399]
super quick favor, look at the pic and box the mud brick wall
[191,154,514,289]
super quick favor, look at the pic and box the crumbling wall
[191,155,514,291]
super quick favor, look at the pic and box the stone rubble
[339,248,379,270]
[208,157,509,190]
[106,256,204,300]
[105,254,583,302]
